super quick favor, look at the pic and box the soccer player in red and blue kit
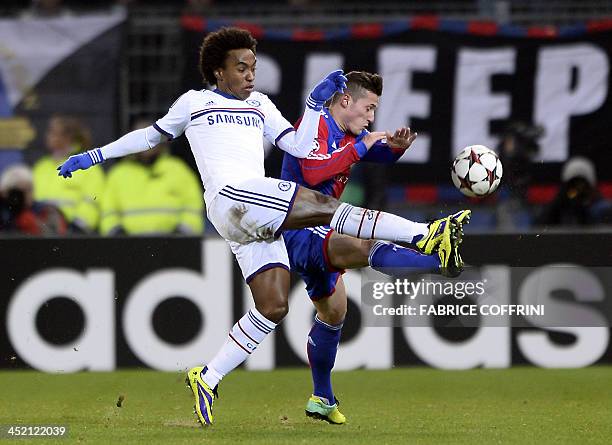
[281,71,471,424]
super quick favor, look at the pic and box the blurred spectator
[99,119,204,236]
[537,156,612,226]
[21,0,73,18]
[0,164,67,235]
[33,115,104,233]
[497,121,543,202]
[496,121,543,229]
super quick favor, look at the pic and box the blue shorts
[283,226,344,300]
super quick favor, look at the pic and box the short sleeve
[260,94,295,146]
[154,92,191,140]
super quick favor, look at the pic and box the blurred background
[1,1,611,372]
[1,0,612,236]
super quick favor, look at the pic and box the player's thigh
[312,277,347,325]
[326,231,374,269]
[282,186,341,229]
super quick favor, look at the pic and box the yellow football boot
[437,218,464,278]
[185,366,217,426]
[305,395,346,424]
[416,210,471,254]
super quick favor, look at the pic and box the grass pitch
[0,367,610,444]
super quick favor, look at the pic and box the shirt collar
[213,88,242,100]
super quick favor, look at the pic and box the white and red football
[451,145,503,197]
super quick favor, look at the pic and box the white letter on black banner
[534,44,608,161]
[453,48,515,155]
[7,269,114,372]
[376,45,436,162]
[517,265,609,367]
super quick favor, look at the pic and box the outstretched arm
[57,127,164,178]
[273,70,347,158]
[361,127,416,163]
[58,92,191,178]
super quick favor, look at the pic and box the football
[451,145,503,197]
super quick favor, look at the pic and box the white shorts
[228,237,290,283]
[207,177,298,282]
[207,177,298,244]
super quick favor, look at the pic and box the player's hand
[57,149,104,178]
[386,127,417,151]
[362,131,387,149]
[307,70,348,110]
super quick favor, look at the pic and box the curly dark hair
[199,27,258,85]
[330,71,383,104]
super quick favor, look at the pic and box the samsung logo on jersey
[206,113,263,129]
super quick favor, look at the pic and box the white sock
[203,307,276,388]
[330,203,428,244]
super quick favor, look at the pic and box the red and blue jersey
[280,108,405,198]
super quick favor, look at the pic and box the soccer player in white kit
[58,27,466,426]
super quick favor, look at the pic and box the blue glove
[306,69,348,110]
[57,148,104,178]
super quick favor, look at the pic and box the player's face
[217,49,256,100]
[345,90,379,135]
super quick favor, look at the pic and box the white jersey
[154,89,296,205]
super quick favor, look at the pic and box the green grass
[0,367,610,444]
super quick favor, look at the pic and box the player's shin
[330,203,428,245]
[368,241,441,276]
[202,307,277,389]
[307,314,343,404]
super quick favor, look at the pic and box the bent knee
[256,299,289,323]
[327,237,375,269]
[328,309,346,326]
[316,303,346,326]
